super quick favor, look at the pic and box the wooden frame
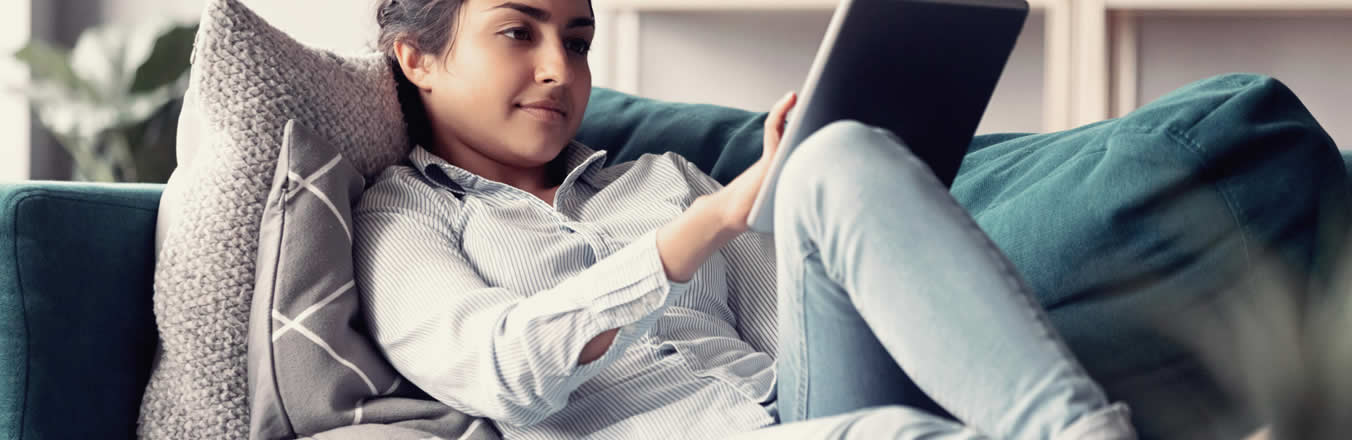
[1077,0,1352,124]
[1104,0,1352,11]
[594,0,1352,133]
[1,0,33,181]
[593,0,1073,132]
[601,0,1052,10]
[1042,0,1074,131]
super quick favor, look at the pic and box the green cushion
[578,91,768,184]
[0,182,163,440]
[953,74,1348,438]
[577,74,1349,439]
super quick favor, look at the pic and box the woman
[354,0,1137,438]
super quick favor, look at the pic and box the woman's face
[406,0,594,169]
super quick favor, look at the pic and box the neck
[430,134,560,195]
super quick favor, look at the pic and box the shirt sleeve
[674,155,780,357]
[353,184,690,427]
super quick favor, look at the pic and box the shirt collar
[409,140,608,195]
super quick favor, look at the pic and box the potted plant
[12,20,197,183]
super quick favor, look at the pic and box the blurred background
[1,0,1349,183]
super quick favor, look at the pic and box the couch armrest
[0,182,164,440]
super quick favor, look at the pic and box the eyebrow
[489,2,595,29]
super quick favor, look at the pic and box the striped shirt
[352,141,780,439]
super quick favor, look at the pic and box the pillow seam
[265,164,300,436]
[1158,124,1254,269]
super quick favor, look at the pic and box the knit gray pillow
[144,0,410,437]
[250,120,497,440]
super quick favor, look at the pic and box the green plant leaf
[101,130,138,182]
[130,24,197,94]
[20,20,195,183]
[32,94,118,148]
[126,99,181,183]
[69,25,134,103]
[13,40,89,95]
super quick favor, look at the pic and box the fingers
[766,91,797,134]
[770,91,797,125]
[764,91,797,155]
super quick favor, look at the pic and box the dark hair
[375,0,593,148]
[376,0,464,148]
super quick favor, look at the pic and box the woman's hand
[710,91,798,234]
[654,91,797,285]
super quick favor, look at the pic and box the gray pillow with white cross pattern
[249,119,500,440]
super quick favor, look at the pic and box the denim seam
[794,246,818,422]
[905,147,1088,368]
[916,150,1106,437]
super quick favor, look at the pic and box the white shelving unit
[1076,0,1352,125]
[594,0,1351,138]
[594,0,1076,132]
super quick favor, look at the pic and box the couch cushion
[579,74,1348,439]
[0,182,162,440]
[953,73,1347,438]
[579,89,767,185]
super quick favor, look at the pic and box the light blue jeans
[738,121,1135,440]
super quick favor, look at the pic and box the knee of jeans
[785,120,874,173]
[775,120,921,211]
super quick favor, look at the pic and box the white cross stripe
[384,376,402,395]
[289,159,352,242]
[272,280,355,342]
[287,155,344,198]
[350,377,401,426]
[456,419,486,440]
[272,311,379,394]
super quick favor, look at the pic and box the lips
[517,100,568,122]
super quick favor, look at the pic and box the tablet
[745,0,1029,233]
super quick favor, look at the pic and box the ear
[393,40,435,92]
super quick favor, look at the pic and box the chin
[509,138,570,165]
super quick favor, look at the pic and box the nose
[535,41,571,85]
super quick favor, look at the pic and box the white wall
[1136,14,1352,149]
[98,0,380,53]
[1,0,31,181]
[634,11,1047,134]
[91,1,1053,135]
[12,1,1351,181]
[98,0,203,25]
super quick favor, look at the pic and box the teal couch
[3,74,1347,439]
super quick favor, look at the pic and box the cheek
[572,62,592,102]
[452,45,528,90]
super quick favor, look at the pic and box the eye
[565,38,591,56]
[501,27,533,41]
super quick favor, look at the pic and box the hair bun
[377,0,400,27]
